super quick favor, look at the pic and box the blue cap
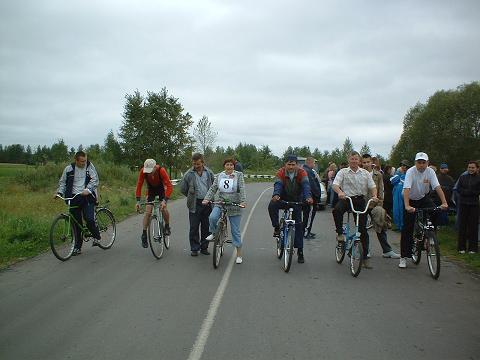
[285,154,298,163]
[440,163,448,169]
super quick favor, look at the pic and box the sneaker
[366,252,371,258]
[398,257,407,268]
[191,251,198,256]
[141,232,148,248]
[297,249,305,263]
[92,238,101,247]
[468,251,476,254]
[206,234,214,241]
[383,250,400,259]
[235,256,243,264]
[164,224,171,236]
[459,250,466,254]
[336,234,345,242]
[363,259,372,269]
[72,248,82,256]
[200,249,210,255]
[273,226,280,238]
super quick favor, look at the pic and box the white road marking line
[187,186,272,360]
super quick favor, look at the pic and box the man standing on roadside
[55,151,101,256]
[180,153,215,256]
[302,157,321,239]
[399,152,448,268]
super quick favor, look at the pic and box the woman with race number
[203,158,247,264]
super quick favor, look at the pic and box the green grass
[437,220,480,272]
[0,162,181,268]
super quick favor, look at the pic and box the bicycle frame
[56,194,92,239]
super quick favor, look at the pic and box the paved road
[1,182,479,360]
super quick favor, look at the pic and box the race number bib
[219,175,237,193]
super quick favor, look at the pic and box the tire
[148,215,164,259]
[50,214,76,261]
[411,239,422,265]
[276,219,285,259]
[282,225,294,273]
[426,231,440,279]
[95,208,116,250]
[350,240,363,277]
[213,221,225,269]
[335,241,345,264]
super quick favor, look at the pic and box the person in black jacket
[456,161,480,254]
[303,157,321,239]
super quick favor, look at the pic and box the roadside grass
[0,162,180,268]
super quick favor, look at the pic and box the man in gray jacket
[180,153,215,256]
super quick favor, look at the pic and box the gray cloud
[1,0,479,157]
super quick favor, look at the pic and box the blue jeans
[209,206,242,248]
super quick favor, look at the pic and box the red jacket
[135,165,173,199]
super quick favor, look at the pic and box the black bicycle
[411,207,441,279]
[275,201,303,273]
[210,200,244,269]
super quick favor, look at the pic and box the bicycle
[140,198,170,259]
[335,196,375,277]
[50,194,116,261]
[210,200,244,269]
[411,207,441,279]
[275,200,303,273]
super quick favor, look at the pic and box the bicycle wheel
[335,240,345,263]
[50,214,76,261]
[213,220,225,269]
[282,225,294,273]
[276,219,285,259]
[160,214,170,249]
[350,240,363,277]
[148,215,164,259]
[411,239,422,265]
[426,231,440,279]
[95,208,116,250]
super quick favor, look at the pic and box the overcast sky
[1,0,479,157]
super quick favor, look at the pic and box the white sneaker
[468,251,476,254]
[383,250,401,259]
[367,252,371,258]
[235,256,243,264]
[459,250,466,254]
[398,257,407,268]
[206,234,214,241]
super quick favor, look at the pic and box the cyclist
[55,151,101,256]
[203,157,247,264]
[361,153,400,260]
[332,151,378,269]
[268,155,313,263]
[399,152,448,268]
[135,158,173,248]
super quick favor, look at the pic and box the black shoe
[191,251,199,256]
[92,238,101,247]
[72,248,82,256]
[273,226,280,238]
[164,224,171,236]
[200,249,210,255]
[297,249,305,263]
[141,232,148,248]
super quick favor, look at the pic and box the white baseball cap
[414,152,429,161]
[143,159,156,173]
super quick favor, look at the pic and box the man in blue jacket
[302,157,321,239]
[268,155,313,263]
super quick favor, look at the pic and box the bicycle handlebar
[278,200,304,206]
[344,196,376,215]
[414,207,442,213]
[210,200,245,208]
[55,193,81,201]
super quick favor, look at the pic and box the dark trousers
[333,197,368,259]
[400,196,436,258]
[302,204,317,235]
[268,200,304,249]
[458,204,479,252]
[70,195,100,249]
[189,199,212,251]
[365,209,393,254]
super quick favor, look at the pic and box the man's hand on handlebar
[406,205,415,213]
[338,191,346,200]
[202,199,210,206]
[306,197,313,205]
[272,195,280,202]
[440,203,448,211]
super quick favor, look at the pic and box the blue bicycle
[275,201,303,273]
[335,196,375,277]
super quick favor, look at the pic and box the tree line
[2,82,478,177]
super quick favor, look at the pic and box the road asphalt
[1,182,479,360]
